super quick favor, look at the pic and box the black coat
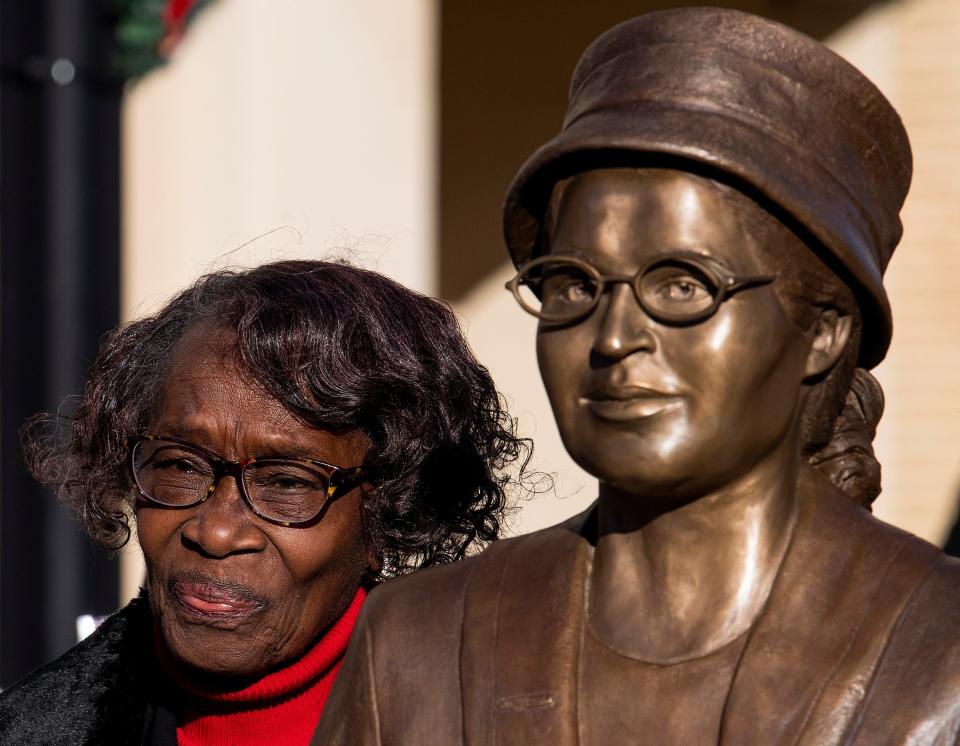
[0,596,176,745]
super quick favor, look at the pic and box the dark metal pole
[1,0,121,686]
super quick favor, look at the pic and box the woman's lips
[581,386,683,421]
[170,574,266,622]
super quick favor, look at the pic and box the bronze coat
[314,469,960,745]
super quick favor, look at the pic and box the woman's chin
[160,615,277,681]
[169,642,269,682]
[573,446,699,497]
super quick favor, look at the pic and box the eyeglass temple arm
[726,273,777,292]
[329,467,367,497]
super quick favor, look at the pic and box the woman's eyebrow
[253,444,315,459]
[250,437,343,460]
[146,424,325,460]
[151,422,198,440]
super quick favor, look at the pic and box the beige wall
[829,0,960,541]
[120,0,438,600]
[123,0,437,310]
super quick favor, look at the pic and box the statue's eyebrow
[548,246,740,274]
[543,244,588,259]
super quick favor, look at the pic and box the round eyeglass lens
[519,259,599,321]
[133,439,213,506]
[242,461,331,523]
[638,260,719,322]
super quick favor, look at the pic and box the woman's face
[536,168,815,498]
[136,326,371,679]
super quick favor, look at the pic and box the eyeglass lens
[519,262,599,319]
[517,258,720,323]
[638,260,717,319]
[132,439,331,524]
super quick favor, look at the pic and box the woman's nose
[592,283,657,360]
[180,478,267,558]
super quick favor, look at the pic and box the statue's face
[536,168,812,498]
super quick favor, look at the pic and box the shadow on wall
[943,486,960,556]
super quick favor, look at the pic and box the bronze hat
[502,7,912,368]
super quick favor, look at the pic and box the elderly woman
[315,9,960,744]
[0,259,526,744]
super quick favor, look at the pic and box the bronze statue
[314,8,960,744]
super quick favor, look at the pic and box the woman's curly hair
[23,259,530,578]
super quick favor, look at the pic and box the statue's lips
[581,387,683,421]
[171,575,266,621]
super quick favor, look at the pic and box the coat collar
[720,468,936,744]
[0,594,170,744]
[461,509,593,745]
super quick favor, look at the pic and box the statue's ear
[805,308,853,378]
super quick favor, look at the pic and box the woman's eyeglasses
[126,435,366,527]
[505,251,776,325]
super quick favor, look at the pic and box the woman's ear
[356,486,382,581]
[805,308,853,378]
[366,547,382,578]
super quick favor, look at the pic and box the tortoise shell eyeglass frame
[125,434,367,528]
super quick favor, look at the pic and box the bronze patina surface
[315,8,960,744]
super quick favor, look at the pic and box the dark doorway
[1,0,121,687]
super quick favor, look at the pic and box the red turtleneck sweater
[163,588,365,746]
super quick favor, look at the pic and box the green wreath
[109,0,213,80]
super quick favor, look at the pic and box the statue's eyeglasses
[126,435,366,527]
[505,252,776,326]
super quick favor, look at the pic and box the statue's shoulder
[800,468,957,581]
[836,493,960,639]
[806,479,960,737]
[830,481,960,592]
[889,531,960,635]
[319,508,594,746]
[843,519,960,740]
[361,504,594,637]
